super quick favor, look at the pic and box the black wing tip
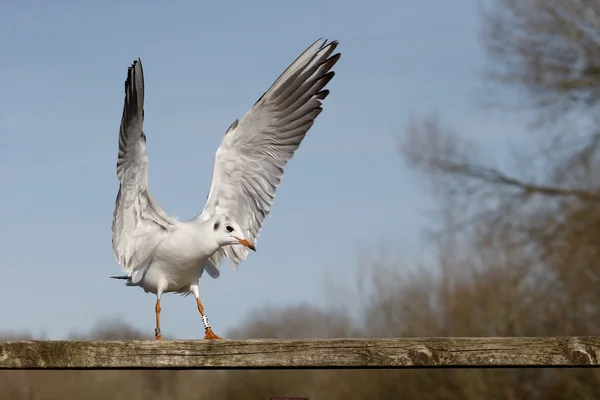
[321,38,339,51]
[317,40,341,71]
[315,37,338,45]
[311,38,340,57]
[129,58,143,71]
[125,58,143,91]
[319,71,336,89]
[328,52,342,64]
[122,57,145,121]
[110,275,130,280]
[315,89,330,100]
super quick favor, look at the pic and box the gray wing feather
[112,59,176,284]
[196,39,340,273]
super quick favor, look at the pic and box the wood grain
[1,337,599,369]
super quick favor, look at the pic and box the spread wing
[111,59,177,284]
[195,38,341,273]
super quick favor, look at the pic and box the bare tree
[400,0,600,338]
[481,0,600,117]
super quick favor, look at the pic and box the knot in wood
[565,338,594,365]
[408,345,434,366]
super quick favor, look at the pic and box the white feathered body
[131,221,216,295]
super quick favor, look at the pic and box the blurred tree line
[4,0,600,398]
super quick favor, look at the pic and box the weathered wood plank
[0,337,599,369]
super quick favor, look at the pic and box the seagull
[110,39,341,340]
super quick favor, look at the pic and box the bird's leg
[196,297,222,339]
[155,297,163,340]
[191,284,222,340]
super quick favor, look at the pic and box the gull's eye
[213,222,220,231]
[226,225,234,233]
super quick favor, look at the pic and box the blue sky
[0,0,521,339]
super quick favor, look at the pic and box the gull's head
[211,215,256,251]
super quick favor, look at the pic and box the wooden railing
[1,337,599,369]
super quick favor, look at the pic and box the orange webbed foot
[203,327,223,340]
